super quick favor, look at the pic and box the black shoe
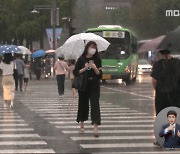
[94,133,99,138]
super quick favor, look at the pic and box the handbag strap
[58,61,65,70]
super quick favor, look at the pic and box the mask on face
[88,48,96,55]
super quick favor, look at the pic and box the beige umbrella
[18,46,32,55]
[46,49,55,54]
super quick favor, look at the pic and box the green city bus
[86,25,138,84]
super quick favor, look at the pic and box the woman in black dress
[73,41,102,137]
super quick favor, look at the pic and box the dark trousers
[155,90,180,115]
[56,74,65,95]
[15,74,23,91]
[36,69,41,80]
[77,82,101,125]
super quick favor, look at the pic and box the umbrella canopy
[0,45,21,54]
[138,35,166,53]
[32,50,46,58]
[55,33,110,59]
[18,46,32,55]
[46,49,55,54]
[158,26,180,51]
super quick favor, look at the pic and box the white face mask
[88,48,96,55]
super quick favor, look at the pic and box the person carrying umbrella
[0,53,16,109]
[73,41,102,137]
[151,49,180,115]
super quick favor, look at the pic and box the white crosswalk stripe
[0,149,55,153]
[0,100,55,153]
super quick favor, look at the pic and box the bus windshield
[94,31,130,59]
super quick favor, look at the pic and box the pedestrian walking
[0,53,16,109]
[24,60,30,91]
[54,54,68,98]
[35,58,42,80]
[151,49,180,115]
[45,57,51,78]
[69,60,77,97]
[14,54,25,92]
[73,41,102,137]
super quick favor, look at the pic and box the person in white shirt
[0,53,15,109]
[23,60,30,91]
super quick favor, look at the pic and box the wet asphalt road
[0,74,179,154]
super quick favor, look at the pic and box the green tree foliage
[110,0,180,39]
[111,7,131,28]
[0,0,76,48]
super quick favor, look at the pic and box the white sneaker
[10,104,14,110]
[4,104,8,109]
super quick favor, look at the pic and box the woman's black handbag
[72,75,86,91]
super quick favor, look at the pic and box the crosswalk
[11,77,180,153]
[18,90,167,153]
[0,100,55,153]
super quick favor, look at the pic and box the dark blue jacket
[159,123,180,148]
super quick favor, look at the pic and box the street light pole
[31,1,58,76]
[52,0,57,76]
[52,0,56,50]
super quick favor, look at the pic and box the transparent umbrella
[55,33,110,59]
[18,46,32,55]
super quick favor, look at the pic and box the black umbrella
[158,26,180,52]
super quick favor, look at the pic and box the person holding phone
[73,41,102,137]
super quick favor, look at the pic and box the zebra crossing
[0,100,55,153]
[13,78,180,153]
[18,90,169,153]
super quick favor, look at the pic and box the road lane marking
[0,119,25,122]
[0,134,40,138]
[55,124,153,129]
[80,143,156,148]
[0,128,34,131]
[93,152,180,154]
[50,120,154,124]
[0,149,55,153]
[101,86,153,99]
[44,116,155,120]
[0,124,28,126]
[62,130,154,134]
[71,136,155,140]
[39,113,147,117]
[0,141,47,145]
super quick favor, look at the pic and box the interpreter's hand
[177,130,180,137]
[167,124,175,131]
